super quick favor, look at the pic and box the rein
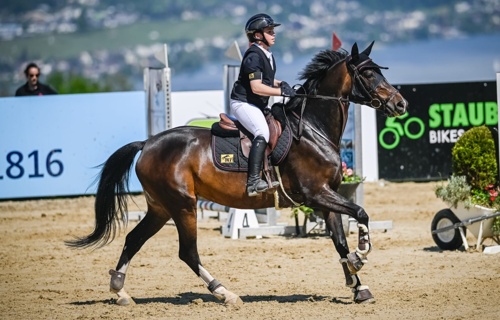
[290,107,340,152]
[284,79,349,148]
[286,92,347,151]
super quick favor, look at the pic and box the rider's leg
[230,100,279,196]
[246,135,270,196]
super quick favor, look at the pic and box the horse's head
[347,41,408,117]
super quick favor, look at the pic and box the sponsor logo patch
[221,154,234,163]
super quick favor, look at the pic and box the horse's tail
[65,141,146,249]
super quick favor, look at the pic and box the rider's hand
[280,81,296,98]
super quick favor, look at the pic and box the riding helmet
[245,13,281,42]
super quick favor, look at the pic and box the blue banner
[0,92,147,199]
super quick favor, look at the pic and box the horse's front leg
[334,201,373,266]
[323,210,375,304]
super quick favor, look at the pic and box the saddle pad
[212,125,293,172]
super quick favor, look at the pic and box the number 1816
[0,149,64,180]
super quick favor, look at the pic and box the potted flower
[292,162,364,236]
[433,125,500,250]
[338,161,364,201]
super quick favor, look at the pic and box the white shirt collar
[253,43,273,69]
[253,43,273,60]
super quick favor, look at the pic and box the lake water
[170,33,500,91]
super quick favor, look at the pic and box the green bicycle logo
[378,113,426,150]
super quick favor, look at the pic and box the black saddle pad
[212,125,293,172]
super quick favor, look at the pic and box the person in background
[15,62,57,96]
[230,13,296,197]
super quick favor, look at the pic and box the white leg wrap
[356,243,372,258]
[198,265,215,286]
[352,285,370,293]
[356,223,372,261]
[357,223,369,233]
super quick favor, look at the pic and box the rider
[230,13,296,197]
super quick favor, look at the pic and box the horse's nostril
[397,100,407,111]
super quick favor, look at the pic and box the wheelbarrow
[431,203,500,251]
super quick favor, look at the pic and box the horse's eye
[364,70,374,78]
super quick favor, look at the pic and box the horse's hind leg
[109,209,170,306]
[173,202,242,305]
[323,211,375,304]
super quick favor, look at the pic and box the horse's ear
[351,42,359,57]
[362,41,375,56]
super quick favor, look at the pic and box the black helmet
[245,13,281,42]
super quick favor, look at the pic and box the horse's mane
[298,49,348,95]
[282,49,348,111]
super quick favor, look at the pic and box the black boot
[247,136,274,196]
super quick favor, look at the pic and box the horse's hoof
[114,288,135,306]
[224,292,243,305]
[116,296,135,306]
[353,285,375,304]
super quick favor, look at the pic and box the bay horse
[66,41,408,305]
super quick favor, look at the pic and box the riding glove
[280,81,296,98]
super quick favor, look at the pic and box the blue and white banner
[0,92,147,199]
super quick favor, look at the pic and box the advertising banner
[377,81,497,181]
[0,92,147,199]
[341,104,356,170]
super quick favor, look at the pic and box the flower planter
[337,182,360,202]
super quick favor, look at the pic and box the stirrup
[247,179,269,197]
[263,180,280,193]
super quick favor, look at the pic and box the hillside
[1,0,499,95]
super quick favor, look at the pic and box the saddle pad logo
[221,154,234,163]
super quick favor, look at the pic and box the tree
[47,72,132,94]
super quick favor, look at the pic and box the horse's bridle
[284,55,398,146]
[345,55,399,110]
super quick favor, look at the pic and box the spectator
[15,62,57,96]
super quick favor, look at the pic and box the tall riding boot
[246,136,271,197]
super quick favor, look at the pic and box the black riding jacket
[230,44,276,109]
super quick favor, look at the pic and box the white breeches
[230,99,269,142]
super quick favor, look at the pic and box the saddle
[210,105,293,173]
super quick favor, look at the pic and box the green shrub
[434,175,471,209]
[451,125,498,190]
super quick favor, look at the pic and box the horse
[66,41,408,306]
